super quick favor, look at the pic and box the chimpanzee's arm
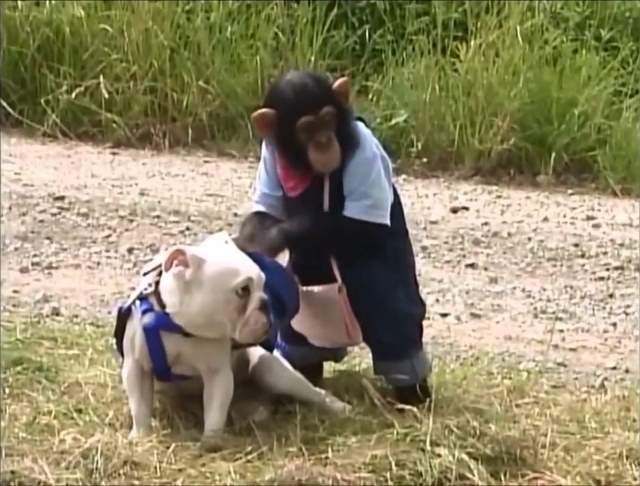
[279,212,389,259]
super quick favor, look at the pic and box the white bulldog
[117,232,351,452]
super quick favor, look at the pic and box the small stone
[34,291,50,305]
[488,275,499,285]
[585,214,597,222]
[18,265,29,274]
[51,194,66,202]
[594,375,607,391]
[445,314,460,325]
[604,360,618,371]
[43,261,58,271]
[78,207,90,218]
[554,359,567,368]
[519,361,537,371]
[541,215,549,222]
[469,311,482,319]
[47,303,62,317]
[464,261,479,270]
[591,222,602,229]
[449,205,470,214]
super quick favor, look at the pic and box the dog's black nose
[258,296,269,315]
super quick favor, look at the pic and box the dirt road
[2,129,638,386]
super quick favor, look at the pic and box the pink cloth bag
[290,175,364,348]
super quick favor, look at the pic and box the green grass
[1,1,639,194]
[1,314,638,485]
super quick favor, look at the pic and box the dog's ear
[163,247,190,273]
[162,246,205,279]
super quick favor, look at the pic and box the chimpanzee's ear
[332,77,351,106]
[251,108,278,139]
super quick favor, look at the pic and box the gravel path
[2,129,638,387]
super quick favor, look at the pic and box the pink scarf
[275,153,314,198]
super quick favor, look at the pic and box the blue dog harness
[138,295,193,382]
[114,251,299,383]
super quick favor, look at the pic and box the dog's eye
[236,284,251,300]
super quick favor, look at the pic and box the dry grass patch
[1,313,638,485]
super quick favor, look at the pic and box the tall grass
[2,1,639,192]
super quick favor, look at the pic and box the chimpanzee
[235,70,431,406]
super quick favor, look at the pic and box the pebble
[18,265,29,274]
[78,207,90,218]
[43,261,58,270]
[34,291,50,305]
[519,361,538,371]
[449,205,470,214]
[47,303,62,317]
[604,360,618,371]
[594,375,607,391]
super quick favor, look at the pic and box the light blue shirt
[251,120,395,226]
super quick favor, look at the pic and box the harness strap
[138,296,193,382]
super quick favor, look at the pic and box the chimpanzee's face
[250,73,353,175]
[294,105,341,174]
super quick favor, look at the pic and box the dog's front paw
[322,393,353,416]
[200,431,226,453]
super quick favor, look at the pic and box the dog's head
[157,232,274,344]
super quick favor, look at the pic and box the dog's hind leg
[122,358,154,439]
[244,347,352,415]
